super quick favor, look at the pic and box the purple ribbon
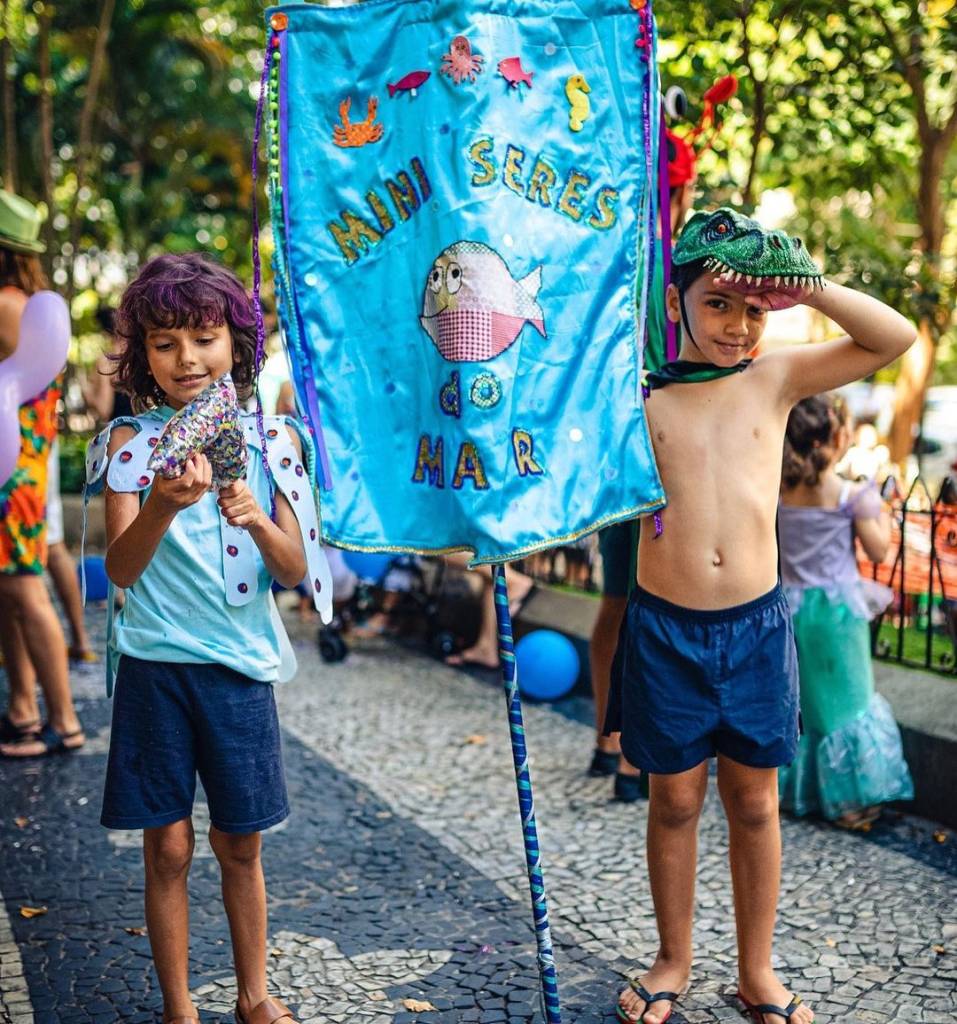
[658,106,677,362]
[251,34,276,519]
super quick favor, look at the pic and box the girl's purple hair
[113,252,261,408]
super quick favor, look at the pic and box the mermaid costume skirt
[778,587,914,820]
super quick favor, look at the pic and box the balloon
[0,291,71,488]
[341,550,393,582]
[514,629,581,701]
[79,555,110,603]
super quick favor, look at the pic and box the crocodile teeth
[746,275,753,286]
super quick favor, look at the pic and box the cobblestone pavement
[1,608,955,1024]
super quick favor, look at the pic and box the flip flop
[737,990,811,1024]
[235,996,296,1024]
[613,771,649,803]
[0,722,85,759]
[68,647,100,665]
[616,981,681,1024]
[588,748,620,777]
[0,714,40,744]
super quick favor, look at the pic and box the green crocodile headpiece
[673,208,824,292]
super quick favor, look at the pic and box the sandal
[0,714,40,744]
[738,990,810,1023]
[614,771,649,803]
[588,748,619,777]
[616,981,681,1024]
[68,647,100,665]
[235,997,296,1024]
[0,722,85,759]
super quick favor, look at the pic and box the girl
[778,394,913,829]
[90,253,328,1024]
[0,190,84,758]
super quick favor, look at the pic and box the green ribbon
[646,358,752,391]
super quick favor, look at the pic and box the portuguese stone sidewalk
[1,609,955,1024]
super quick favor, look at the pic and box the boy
[607,208,915,1024]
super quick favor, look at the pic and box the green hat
[0,191,46,254]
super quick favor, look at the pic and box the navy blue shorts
[101,656,289,834]
[605,584,799,774]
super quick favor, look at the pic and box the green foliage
[656,0,957,380]
[57,430,92,493]
[3,0,956,388]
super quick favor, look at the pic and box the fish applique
[497,56,533,90]
[565,74,591,132]
[388,70,431,98]
[420,240,546,363]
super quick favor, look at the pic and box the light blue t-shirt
[111,407,283,682]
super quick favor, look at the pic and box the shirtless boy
[606,209,915,1024]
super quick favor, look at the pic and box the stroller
[317,552,468,663]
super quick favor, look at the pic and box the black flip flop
[738,991,810,1024]
[588,748,619,777]
[0,714,40,744]
[616,981,680,1024]
[0,722,85,758]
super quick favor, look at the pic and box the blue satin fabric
[268,0,665,563]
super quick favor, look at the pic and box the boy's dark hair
[782,394,846,489]
[113,253,260,409]
[670,257,708,295]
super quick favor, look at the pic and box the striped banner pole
[493,565,562,1023]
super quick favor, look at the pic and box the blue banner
[267,0,665,563]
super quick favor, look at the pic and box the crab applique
[332,96,384,149]
[440,35,485,85]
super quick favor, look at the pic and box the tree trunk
[66,0,116,303]
[37,3,55,264]
[887,135,947,467]
[1,0,16,193]
[888,318,935,468]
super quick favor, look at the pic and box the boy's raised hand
[217,479,264,530]
[149,454,213,513]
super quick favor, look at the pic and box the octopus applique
[440,35,485,85]
[332,96,384,148]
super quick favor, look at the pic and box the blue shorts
[605,584,799,774]
[101,656,289,834]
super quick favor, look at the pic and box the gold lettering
[526,157,558,208]
[452,442,489,490]
[502,144,526,197]
[412,434,444,488]
[512,430,544,477]
[557,170,591,222]
[468,138,497,187]
[385,172,421,222]
[328,210,383,264]
[587,187,620,231]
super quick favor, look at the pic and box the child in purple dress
[778,394,913,829]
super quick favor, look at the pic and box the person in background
[83,306,133,423]
[45,436,97,663]
[0,191,84,757]
[778,394,913,829]
[588,121,698,802]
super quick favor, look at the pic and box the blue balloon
[514,629,580,701]
[80,554,110,603]
[341,550,393,582]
